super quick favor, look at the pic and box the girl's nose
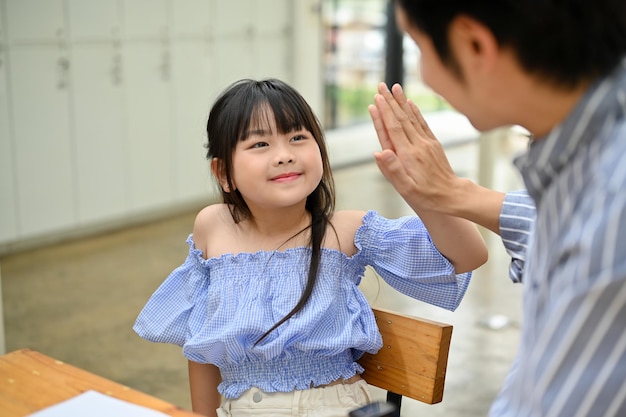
[275,146,295,165]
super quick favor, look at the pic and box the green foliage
[326,85,452,128]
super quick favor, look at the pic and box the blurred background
[0,1,529,416]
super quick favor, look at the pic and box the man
[369,1,626,416]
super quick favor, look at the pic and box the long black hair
[205,78,336,344]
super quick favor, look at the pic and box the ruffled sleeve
[355,211,471,311]
[133,234,209,347]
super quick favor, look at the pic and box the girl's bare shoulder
[328,210,367,255]
[331,210,367,230]
[193,203,232,230]
[192,204,235,256]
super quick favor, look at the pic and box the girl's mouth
[271,172,301,182]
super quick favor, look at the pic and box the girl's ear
[211,158,232,192]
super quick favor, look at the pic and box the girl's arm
[414,210,488,273]
[188,361,222,417]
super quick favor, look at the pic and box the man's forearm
[447,178,506,236]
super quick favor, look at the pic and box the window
[322,0,450,129]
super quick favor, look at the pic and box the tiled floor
[1,134,528,416]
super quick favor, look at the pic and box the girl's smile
[271,172,302,182]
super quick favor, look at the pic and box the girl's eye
[251,141,269,148]
[291,134,306,142]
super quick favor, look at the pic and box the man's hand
[368,82,459,214]
[369,82,506,235]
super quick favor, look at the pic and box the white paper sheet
[28,390,171,417]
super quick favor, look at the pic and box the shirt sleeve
[133,235,210,347]
[355,211,471,311]
[499,190,535,283]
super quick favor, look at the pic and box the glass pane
[322,0,450,129]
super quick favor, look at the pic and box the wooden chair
[357,307,453,415]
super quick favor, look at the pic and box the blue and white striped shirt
[500,190,535,283]
[491,57,626,417]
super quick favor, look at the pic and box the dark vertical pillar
[384,0,404,87]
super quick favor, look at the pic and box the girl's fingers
[377,82,438,150]
[407,98,436,140]
[373,149,414,197]
[372,82,443,163]
[368,104,393,151]
[376,83,419,146]
[389,83,439,142]
[389,84,428,138]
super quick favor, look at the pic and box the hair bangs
[246,101,308,142]
[267,91,311,134]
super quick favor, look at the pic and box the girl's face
[228,114,324,212]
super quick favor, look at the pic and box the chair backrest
[358,307,453,405]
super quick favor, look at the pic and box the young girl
[134,78,487,417]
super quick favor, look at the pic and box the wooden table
[0,348,203,417]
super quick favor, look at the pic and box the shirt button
[252,392,262,403]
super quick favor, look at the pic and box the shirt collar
[514,56,626,203]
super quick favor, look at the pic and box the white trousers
[216,380,372,417]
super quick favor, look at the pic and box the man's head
[396,0,626,88]
[395,0,626,133]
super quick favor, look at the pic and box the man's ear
[449,15,499,74]
[211,158,232,192]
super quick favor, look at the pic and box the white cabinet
[255,0,290,37]
[170,0,215,201]
[4,0,74,239]
[171,0,211,38]
[123,42,174,213]
[212,0,254,87]
[253,0,292,84]
[9,45,75,237]
[253,36,291,81]
[122,0,169,40]
[67,0,121,41]
[67,0,128,225]
[170,40,216,201]
[213,0,252,38]
[209,0,294,85]
[0,0,298,252]
[213,37,255,89]
[254,0,293,80]
[4,0,65,43]
[71,44,129,224]
[0,6,19,243]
